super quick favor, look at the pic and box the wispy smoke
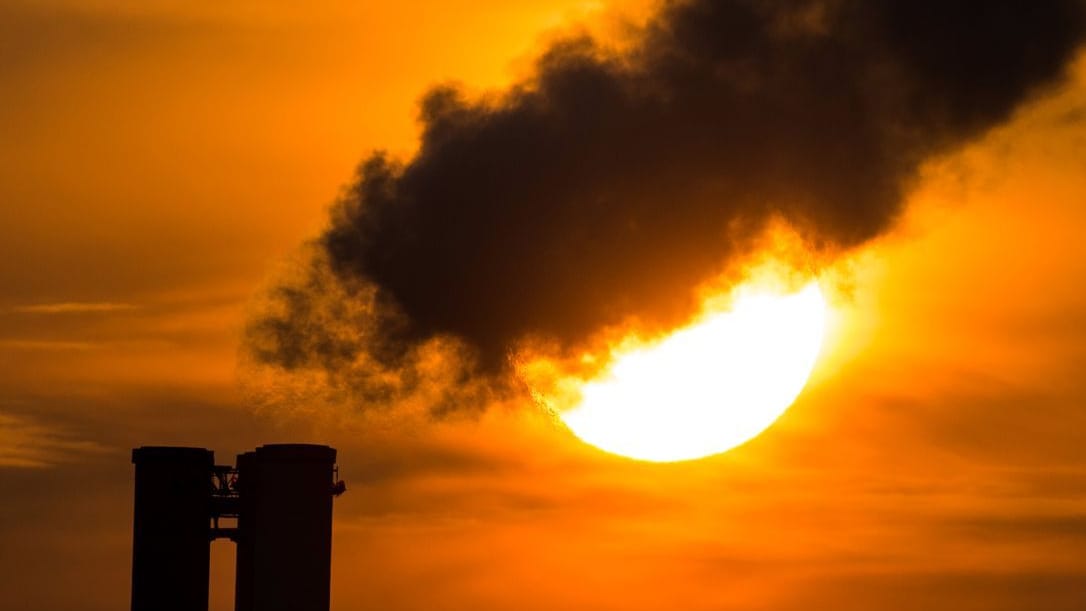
[247,0,1086,411]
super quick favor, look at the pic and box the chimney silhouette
[131,447,215,611]
[131,444,343,611]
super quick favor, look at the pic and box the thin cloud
[9,302,139,314]
[0,413,107,468]
[0,339,101,351]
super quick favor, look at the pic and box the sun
[535,281,828,462]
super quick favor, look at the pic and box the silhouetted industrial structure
[131,444,344,611]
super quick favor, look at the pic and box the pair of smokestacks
[131,444,343,611]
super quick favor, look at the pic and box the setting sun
[552,281,827,462]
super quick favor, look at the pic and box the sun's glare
[548,281,827,462]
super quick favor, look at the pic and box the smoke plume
[247,0,1086,409]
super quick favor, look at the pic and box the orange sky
[2,2,1086,610]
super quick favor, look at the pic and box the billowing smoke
[247,0,1086,410]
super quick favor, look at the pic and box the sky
[2,1,1086,610]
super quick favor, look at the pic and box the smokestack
[234,444,338,611]
[131,446,214,611]
[131,444,342,611]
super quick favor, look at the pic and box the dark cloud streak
[249,0,1086,399]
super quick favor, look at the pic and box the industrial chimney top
[131,443,343,611]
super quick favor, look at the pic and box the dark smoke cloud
[248,0,1086,403]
